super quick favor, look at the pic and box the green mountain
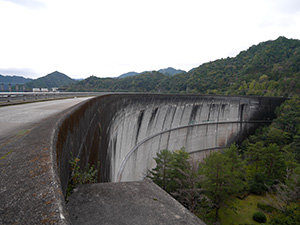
[68,71,167,92]
[158,67,186,76]
[0,74,33,91]
[25,71,76,90]
[118,72,139,78]
[118,67,185,78]
[66,36,300,97]
[185,36,300,96]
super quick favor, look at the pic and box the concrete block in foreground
[67,180,205,225]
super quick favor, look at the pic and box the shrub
[66,153,98,200]
[249,173,270,195]
[253,211,267,223]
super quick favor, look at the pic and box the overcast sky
[0,0,300,79]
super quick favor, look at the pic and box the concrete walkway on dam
[0,97,94,146]
[0,97,95,224]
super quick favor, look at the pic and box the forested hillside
[25,71,76,89]
[0,75,32,91]
[118,67,185,78]
[66,36,300,97]
[158,67,186,76]
[192,36,300,96]
[66,71,167,92]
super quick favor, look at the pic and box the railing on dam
[0,92,106,104]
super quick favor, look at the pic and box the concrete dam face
[55,94,285,196]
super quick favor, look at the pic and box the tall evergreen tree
[148,149,173,191]
[201,149,244,221]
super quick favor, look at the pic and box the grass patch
[0,150,14,164]
[17,129,30,135]
[0,150,13,160]
[219,194,276,224]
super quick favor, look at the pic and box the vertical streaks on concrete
[53,95,286,185]
[135,110,145,144]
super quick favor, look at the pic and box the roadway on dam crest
[0,96,97,224]
[0,97,94,146]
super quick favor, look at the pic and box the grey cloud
[257,0,300,29]
[0,68,40,78]
[0,0,46,9]
[272,0,300,14]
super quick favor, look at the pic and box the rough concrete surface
[0,97,93,224]
[67,180,204,225]
[0,112,69,224]
[0,97,93,145]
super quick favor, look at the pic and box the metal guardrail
[0,92,107,104]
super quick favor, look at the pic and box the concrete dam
[0,94,286,224]
[56,94,285,190]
